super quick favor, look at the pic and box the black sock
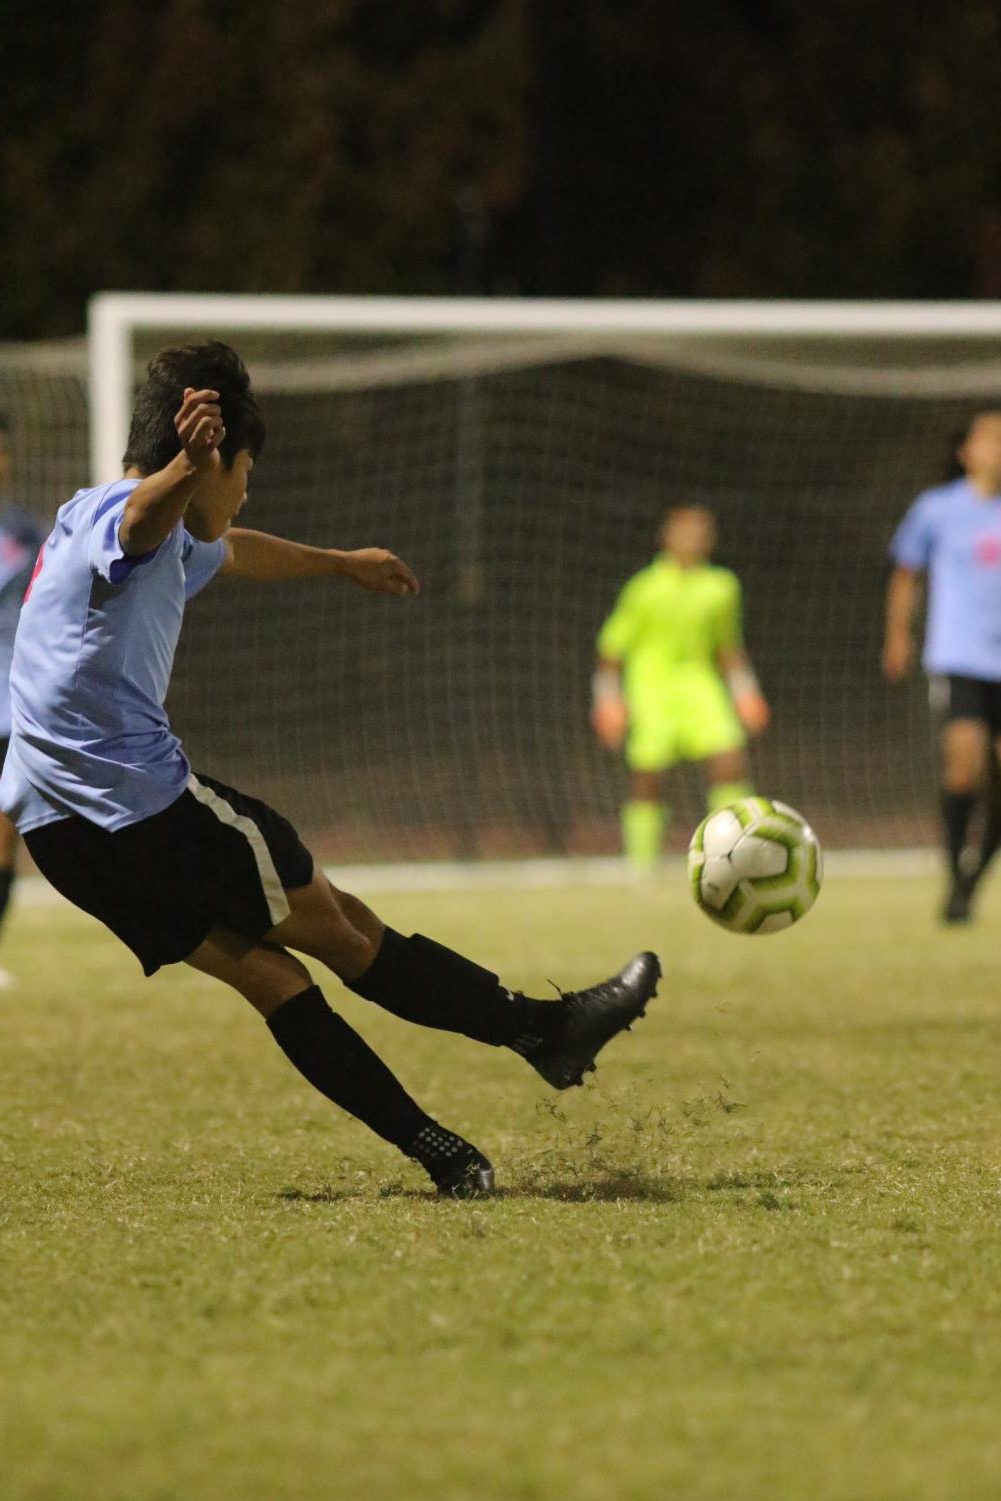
[941,791,976,880]
[267,985,435,1151]
[346,928,559,1049]
[0,867,14,933]
[976,770,1001,880]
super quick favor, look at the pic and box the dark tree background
[3,0,1000,337]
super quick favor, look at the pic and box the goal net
[8,297,1001,862]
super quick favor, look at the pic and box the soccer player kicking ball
[884,407,1001,924]
[1,343,660,1197]
[592,506,770,871]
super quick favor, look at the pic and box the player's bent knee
[943,768,981,796]
[942,745,984,794]
[186,930,313,1018]
[314,917,378,978]
[328,883,384,945]
[240,948,314,1017]
[710,752,746,782]
[630,771,665,801]
[268,871,379,980]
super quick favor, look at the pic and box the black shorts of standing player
[24,773,314,977]
[929,674,1001,736]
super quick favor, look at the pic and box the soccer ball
[687,796,822,934]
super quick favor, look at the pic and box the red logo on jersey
[975,534,1001,566]
[23,540,48,603]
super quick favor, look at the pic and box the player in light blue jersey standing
[884,408,1001,922]
[0,415,44,984]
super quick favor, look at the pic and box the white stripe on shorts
[187,774,291,928]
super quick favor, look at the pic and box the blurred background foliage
[3,0,1000,336]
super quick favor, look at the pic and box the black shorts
[929,675,1001,737]
[25,773,314,976]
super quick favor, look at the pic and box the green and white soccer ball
[687,796,822,934]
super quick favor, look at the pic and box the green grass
[2,871,1001,1501]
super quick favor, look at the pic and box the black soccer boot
[942,872,976,925]
[407,1123,496,1198]
[519,951,662,1090]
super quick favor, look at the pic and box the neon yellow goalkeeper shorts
[625,671,745,771]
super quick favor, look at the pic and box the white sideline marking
[14,848,937,909]
[327,849,938,892]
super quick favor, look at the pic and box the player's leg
[974,736,1001,886]
[623,769,669,871]
[184,928,493,1195]
[939,721,985,920]
[622,703,676,871]
[0,810,19,987]
[934,676,988,921]
[265,866,660,1087]
[966,683,1001,894]
[182,771,660,1087]
[24,805,493,1195]
[703,747,754,813]
[683,673,752,813]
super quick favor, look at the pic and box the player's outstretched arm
[720,648,770,735]
[882,566,921,681]
[120,389,224,556]
[221,528,419,597]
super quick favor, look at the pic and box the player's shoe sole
[527,951,662,1090]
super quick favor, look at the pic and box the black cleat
[942,874,976,925]
[526,952,662,1090]
[434,1149,495,1199]
[407,1123,496,1198]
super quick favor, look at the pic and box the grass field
[2,869,1001,1501]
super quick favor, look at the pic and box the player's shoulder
[704,563,741,594]
[54,478,139,534]
[908,478,967,516]
[81,478,139,521]
[618,559,661,595]
[62,483,137,525]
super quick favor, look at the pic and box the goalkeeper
[592,506,770,869]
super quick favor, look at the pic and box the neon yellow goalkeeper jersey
[597,557,743,697]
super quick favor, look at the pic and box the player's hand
[175,388,224,470]
[735,691,770,736]
[591,696,628,751]
[882,635,913,682]
[342,548,420,597]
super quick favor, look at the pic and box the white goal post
[87,294,1001,485]
[78,292,1001,861]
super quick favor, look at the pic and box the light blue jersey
[0,479,225,832]
[0,508,45,738]
[890,478,1001,680]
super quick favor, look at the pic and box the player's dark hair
[122,342,265,474]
